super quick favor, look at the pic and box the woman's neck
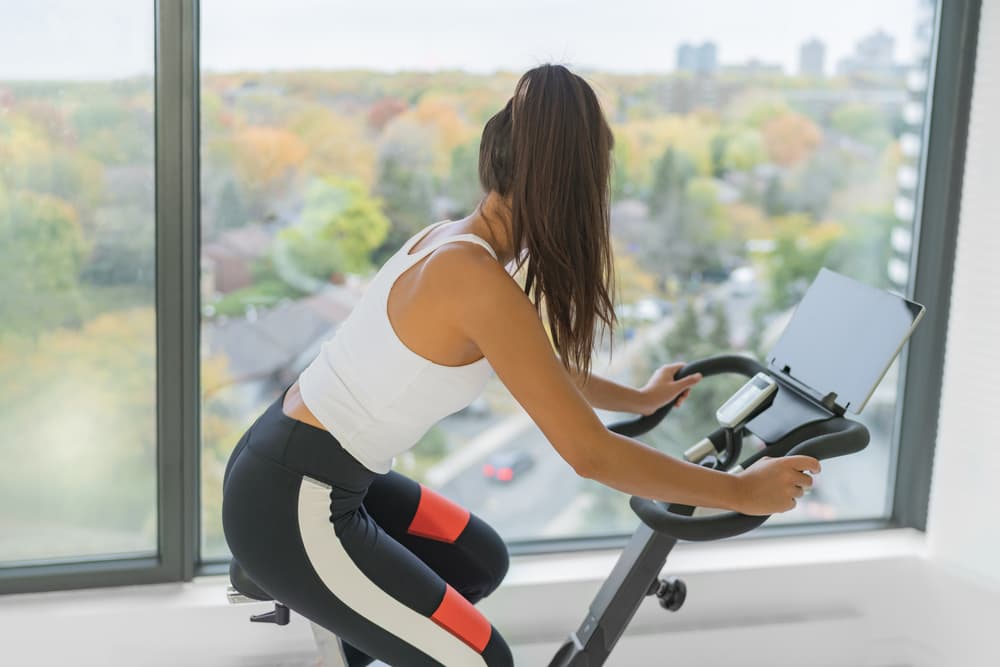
[454,193,518,265]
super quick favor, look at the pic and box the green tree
[611,138,633,201]
[213,180,250,232]
[722,129,767,173]
[78,204,156,287]
[637,300,745,456]
[707,300,731,349]
[281,177,391,279]
[372,136,435,265]
[831,103,892,149]
[0,190,90,338]
[825,207,896,290]
[445,138,484,216]
[710,132,729,178]
[765,214,844,309]
[647,147,696,217]
[763,173,786,216]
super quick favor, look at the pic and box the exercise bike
[226,268,925,666]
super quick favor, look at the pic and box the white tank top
[296,219,499,473]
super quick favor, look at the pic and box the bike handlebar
[606,354,766,438]
[628,418,869,541]
[607,354,871,542]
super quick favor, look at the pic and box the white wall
[926,0,1000,590]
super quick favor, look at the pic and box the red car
[482,448,535,483]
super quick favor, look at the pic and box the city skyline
[0,0,929,80]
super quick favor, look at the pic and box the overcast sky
[0,0,931,80]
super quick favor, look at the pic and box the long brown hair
[478,63,617,380]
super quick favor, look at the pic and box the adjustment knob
[650,577,686,612]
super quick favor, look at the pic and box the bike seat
[229,560,274,602]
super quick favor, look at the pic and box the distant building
[799,38,826,77]
[676,41,718,75]
[837,29,905,79]
[857,29,896,67]
[888,0,936,292]
[201,225,273,296]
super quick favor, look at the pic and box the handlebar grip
[607,354,765,438]
[629,496,768,542]
[741,418,870,467]
[786,421,869,460]
[628,417,870,542]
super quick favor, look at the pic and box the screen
[766,268,925,414]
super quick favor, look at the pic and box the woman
[222,63,819,667]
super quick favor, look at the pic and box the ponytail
[478,64,617,379]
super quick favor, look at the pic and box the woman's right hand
[733,455,821,516]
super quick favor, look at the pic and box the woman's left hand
[637,362,703,416]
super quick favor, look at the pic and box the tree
[763,173,787,216]
[707,300,731,349]
[721,129,767,173]
[782,153,848,218]
[372,119,437,264]
[0,307,160,559]
[710,132,729,177]
[0,190,89,338]
[411,94,473,179]
[640,147,730,281]
[825,206,896,291]
[78,204,155,288]
[445,138,484,217]
[367,97,408,133]
[637,299,745,455]
[610,136,633,201]
[647,147,695,217]
[831,103,892,149]
[765,214,844,309]
[230,125,308,201]
[280,177,391,280]
[761,112,823,167]
[289,106,376,189]
[212,180,250,233]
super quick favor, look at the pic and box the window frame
[0,0,981,593]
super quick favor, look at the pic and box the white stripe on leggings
[297,475,489,666]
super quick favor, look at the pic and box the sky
[0,0,932,80]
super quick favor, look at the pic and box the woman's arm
[421,245,816,515]
[568,364,702,415]
[567,368,644,413]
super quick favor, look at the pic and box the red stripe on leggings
[407,483,470,543]
[431,584,492,653]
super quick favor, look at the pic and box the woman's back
[296,219,500,474]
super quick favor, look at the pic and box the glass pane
[0,2,156,564]
[200,0,937,557]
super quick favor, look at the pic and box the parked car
[482,448,536,483]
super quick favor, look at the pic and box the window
[0,1,156,564]
[198,0,939,558]
[0,0,976,593]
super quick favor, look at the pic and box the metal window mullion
[156,0,201,582]
[891,0,982,530]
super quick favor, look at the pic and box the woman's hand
[638,362,703,416]
[732,455,821,515]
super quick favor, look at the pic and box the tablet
[766,268,925,414]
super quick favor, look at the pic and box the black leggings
[222,382,514,666]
